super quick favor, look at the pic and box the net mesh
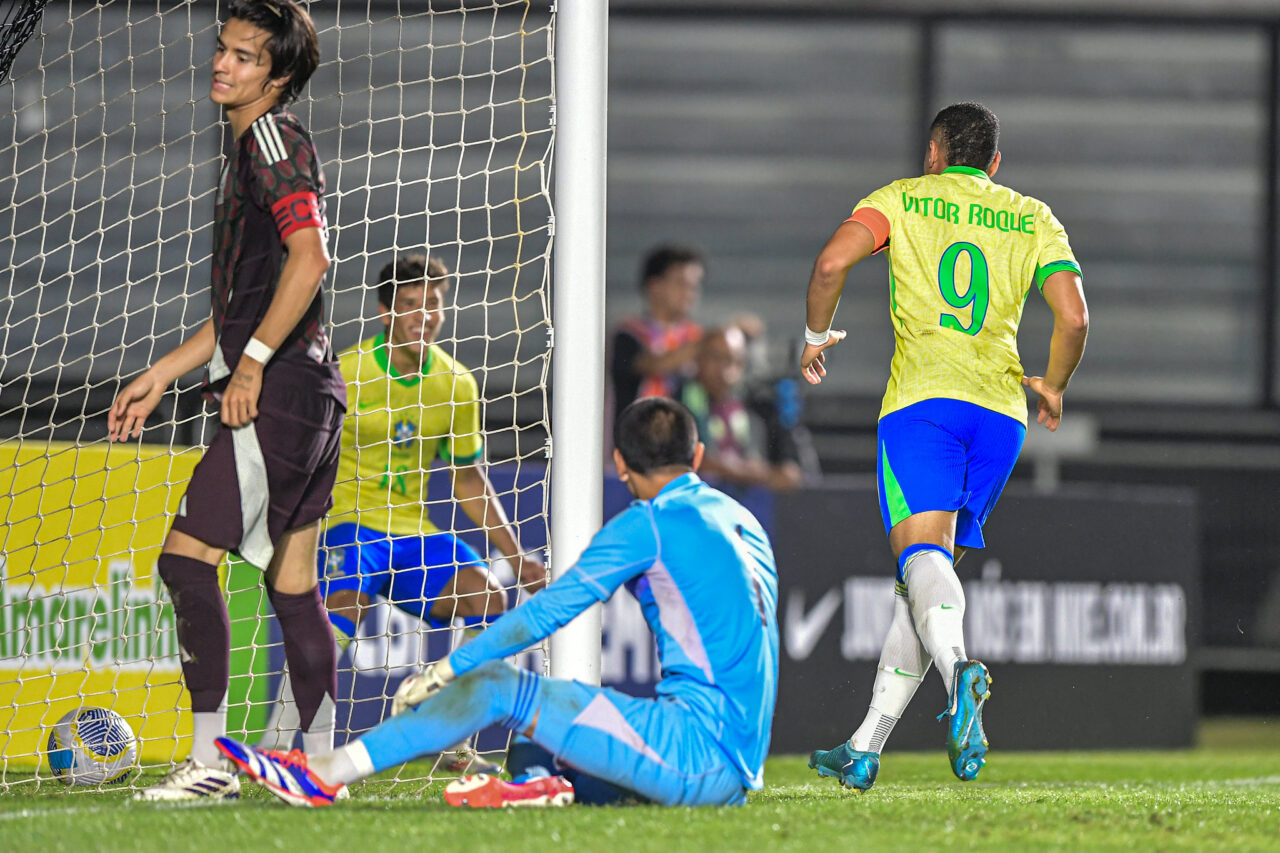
[0,0,554,791]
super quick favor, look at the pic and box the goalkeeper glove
[392,657,456,716]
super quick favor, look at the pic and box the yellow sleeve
[1034,204,1082,290]
[849,182,901,254]
[441,369,483,463]
[852,182,899,220]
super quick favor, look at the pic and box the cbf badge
[393,419,417,447]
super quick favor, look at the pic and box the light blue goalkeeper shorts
[359,661,749,806]
[876,398,1025,551]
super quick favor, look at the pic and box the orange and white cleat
[444,772,574,808]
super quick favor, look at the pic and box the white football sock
[308,740,374,787]
[302,693,336,755]
[904,548,968,696]
[191,701,227,768]
[849,594,929,753]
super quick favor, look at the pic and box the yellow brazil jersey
[851,165,1081,425]
[328,333,484,537]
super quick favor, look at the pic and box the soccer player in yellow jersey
[801,103,1088,791]
[260,253,546,756]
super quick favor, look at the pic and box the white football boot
[133,758,240,802]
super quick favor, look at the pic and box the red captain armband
[271,191,324,241]
[846,207,891,254]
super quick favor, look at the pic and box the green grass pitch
[3,719,1277,852]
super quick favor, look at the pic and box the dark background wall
[1,2,1278,715]
[603,3,1280,715]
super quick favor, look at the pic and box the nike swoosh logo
[784,588,841,660]
[940,604,955,610]
[893,668,923,678]
[356,400,378,410]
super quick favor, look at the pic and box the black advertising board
[772,478,1199,753]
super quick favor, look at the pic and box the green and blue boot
[808,741,879,792]
[938,659,991,781]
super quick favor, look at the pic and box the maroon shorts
[172,375,344,569]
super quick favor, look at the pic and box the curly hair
[930,102,1000,170]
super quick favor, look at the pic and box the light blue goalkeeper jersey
[449,472,779,790]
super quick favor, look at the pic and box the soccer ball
[46,707,138,786]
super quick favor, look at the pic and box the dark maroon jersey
[205,107,345,404]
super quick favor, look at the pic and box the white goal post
[0,0,604,791]
[548,1,606,684]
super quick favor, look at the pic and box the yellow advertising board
[0,441,201,768]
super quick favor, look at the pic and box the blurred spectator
[610,244,705,421]
[678,326,817,491]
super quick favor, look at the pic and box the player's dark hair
[224,0,319,105]
[614,397,699,475]
[376,253,452,310]
[639,243,704,289]
[930,102,1000,170]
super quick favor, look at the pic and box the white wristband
[243,337,276,364]
[804,325,831,347]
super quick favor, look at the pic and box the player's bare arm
[1022,269,1088,432]
[800,219,876,384]
[221,225,331,428]
[633,314,760,379]
[108,318,217,442]
[451,462,547,591]
[633,338,701,378]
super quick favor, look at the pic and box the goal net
[0,0,554,791]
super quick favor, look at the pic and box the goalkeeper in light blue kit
[217,397,780,807]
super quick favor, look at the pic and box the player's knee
[324,588,368,631]
[466,659,518,684]
[453,584,507,622]
[444,660,519,709]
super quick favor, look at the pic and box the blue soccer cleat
[215,737,345,807]
[938,659,991,781]
[807,741,880,792]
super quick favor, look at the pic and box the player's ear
[986,150,1001,179]
[378,302,392,330]
[612,447,629,480]
[691,441,705,472]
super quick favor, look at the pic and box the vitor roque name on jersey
[785,571,1187,666]
[900,192,1036,235]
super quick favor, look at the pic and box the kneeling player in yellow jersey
[260,253,547,761]
[802,103,1089,791]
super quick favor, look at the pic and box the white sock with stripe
[904,548,968,696]
[849,594,929,753]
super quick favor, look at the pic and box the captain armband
[270,191,324,241]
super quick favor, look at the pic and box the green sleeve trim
[1035,260,1082,291]
[439,441,483,464]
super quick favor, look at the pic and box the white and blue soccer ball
[46,707,138,786]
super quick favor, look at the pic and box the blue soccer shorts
[317,522,486,628]
[876,398,1026,550]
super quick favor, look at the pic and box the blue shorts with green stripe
[877,398,1025,550]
